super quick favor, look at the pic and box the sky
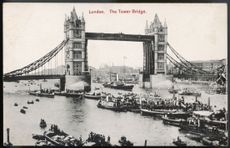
[3,3,227,73]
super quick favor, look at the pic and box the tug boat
[103,81,134,91]
[162,115,187,127]
[97,96,127,112]
[29,90,54,98]
[140,108,188,117]
[84,92,102,100]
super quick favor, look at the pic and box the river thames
[3,80,227,146]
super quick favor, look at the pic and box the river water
[3,80,227,146]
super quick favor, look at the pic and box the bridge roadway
[85,32,154,42]
[3,74,65,81]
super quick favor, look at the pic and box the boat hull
[162,117,186,127]
[172,141,186,146]
[84,94,101,100]
[29,92,54,98]
[103,84,134,91]
[97,103,127,112]
[55,92,83,98]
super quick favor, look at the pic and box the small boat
[86,132,112,146]
[103,82,134,91]
[14,103,18,106]
[35,140,49,146]
[206,120,227,130]
[32,134,45,140]
[27,100,34,104]
[20,109,26,114]
[23,106,28,109]
[202,137,220,146]
[84,92,101,100]
[162,116,186,127]
[185,133,203,142]
[118,136,134,146]
[43,125,84,146]
[97,97,127,112]
[40,119,47,128]
[172,137,187,146]
[168,86,179,94]
[179,122,226,140]
[140,108,188,117]
[29,91,54,98]
[216,86,226,94]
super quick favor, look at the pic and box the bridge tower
[63,7,91,91]
[141,14,168,88]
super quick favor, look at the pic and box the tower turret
[144,13,168,75]
[81,13,85,23]
[64,8,90,92]
[145,20,149,34]
[64,8,87,76]
[163,19,167,28]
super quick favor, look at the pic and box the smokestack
[208,97,210,107]
[7,128,10,144]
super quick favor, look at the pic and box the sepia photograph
[3,3,228,146]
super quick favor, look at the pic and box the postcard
[3,3,228,146]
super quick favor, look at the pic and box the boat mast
[109,64,111,82]
[123,56,127,82]
[40,83,42,91]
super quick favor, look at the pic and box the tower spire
[145,20,148,29]
[81,12,85,22]
[73,6,76,13]
[65,14,67,21]
[154,14,160,24]
[71,6,78,20]
[164,18,167,27]
[153,13,162,28]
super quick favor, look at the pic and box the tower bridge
[4,8,214,91]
